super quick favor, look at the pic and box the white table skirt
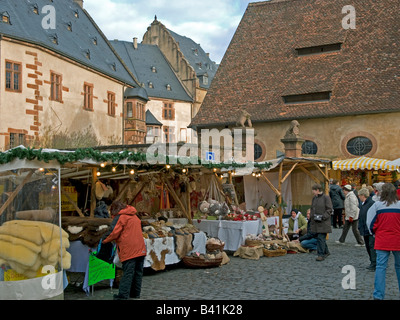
[193,219,263,251]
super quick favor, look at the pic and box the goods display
[62,216,112,247]
[0,220,71,279]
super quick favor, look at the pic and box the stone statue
[236,110,252,128]
[284,120,301,139]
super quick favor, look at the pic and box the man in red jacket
[103,201,146,300]
[367,183,400,300]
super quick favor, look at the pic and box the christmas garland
[0,147,272,170]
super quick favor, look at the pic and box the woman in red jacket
[103,201,146,300]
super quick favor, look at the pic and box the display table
[144,232,206,269]
[193,219,263,251]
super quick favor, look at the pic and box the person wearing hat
[336,185,364,246]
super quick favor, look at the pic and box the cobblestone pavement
[64,228,400,301]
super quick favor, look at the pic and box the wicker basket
[245,239,265,247]
[206,243,225,252]
[263,248,287,257]
[182,256,223,268]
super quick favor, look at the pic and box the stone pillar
[280,137,304,158]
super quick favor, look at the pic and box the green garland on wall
[0,147,272,170]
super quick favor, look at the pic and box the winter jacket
[358,196,375,236]
[329,184,345,209]
[310,193,333,234]
[288,213,308,234]
[344,191,360,220]
[367,200,400,251]
[103,205,146,262]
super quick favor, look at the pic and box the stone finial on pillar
[280,120,304,158]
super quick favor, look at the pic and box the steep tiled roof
[190,0,400,127]
[145,110,162,126]
[0,0,139,87]
[167,29,218,89]
[110,40,193,102]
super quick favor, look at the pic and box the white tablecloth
[193,219,263,251]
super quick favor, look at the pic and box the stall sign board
[39,186,77,211]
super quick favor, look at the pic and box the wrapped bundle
[0,220,71,279]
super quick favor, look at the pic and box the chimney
[74,0,84,8]
[133,37,138,50]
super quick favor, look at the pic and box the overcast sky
[84,0,265,64]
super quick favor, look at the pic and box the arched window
[254,143,263,161]
[302,140,318,155]
[346,136,373,156]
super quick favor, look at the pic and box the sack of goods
[0,220,71,279]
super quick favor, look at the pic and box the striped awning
[332,157,398,171]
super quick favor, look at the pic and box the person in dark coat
[357,188,376,271]
[310,184,333,261]
[329,180,345,228]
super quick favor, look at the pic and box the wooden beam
[298,165,320,184]
[0,170,34,217]
[313,163,330,182]
[127,181,145,205]
[90,168,97,218]
[115,178,132,202]
[260,172,281,197]
[162,175,191,224]
[281,162,298,184]
[62,187,84,217]
[278,161,283,236]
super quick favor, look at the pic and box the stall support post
[278,161,283,236]
[90,168,97,218]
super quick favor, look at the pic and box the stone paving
[64,228,400,300]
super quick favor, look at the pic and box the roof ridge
[78,3,141,87]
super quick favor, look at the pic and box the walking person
[366,183,400,300]
[310,184,333,261]
[329,179,345,228]
[357,187,376,271]
[336,184,364,246]
[103,201,147,300]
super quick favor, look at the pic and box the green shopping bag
[88,251,116,287]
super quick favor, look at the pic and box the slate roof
[168,29,218,90]
[190,0,400,128]
[145,110,162,126]
[110,40,193,102]
[0,0,139,87]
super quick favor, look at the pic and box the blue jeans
[301,238,317,250]
[373,250,400,300]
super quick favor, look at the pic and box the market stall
[331,156,398,187]
[0,152,69,300]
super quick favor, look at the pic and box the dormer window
[74,10,79,18]
[151,66,157,73]
[85,49,90,60]
[166,84,171,91]
[111,63,116,71]
[193,48,198,56]
[92,36,98,45]
[283,91,332,104]
[33,4,39,15]
[196,62,202,69]
[67,22,72,31]
[148,81,154,89]
[1,12,10,24]
[296,43,342,56]
[203,75,209,86]
[50,34,58,45]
